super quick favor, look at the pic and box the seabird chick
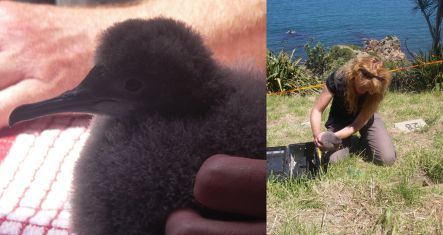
[320,131,342,151]
[9,18,265,235]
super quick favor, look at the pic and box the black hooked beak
[9,66,122,126]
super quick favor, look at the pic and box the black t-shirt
[325,71,372,129]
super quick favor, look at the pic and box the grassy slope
[267,92,443,234]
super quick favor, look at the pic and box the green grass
[267,92,443,235]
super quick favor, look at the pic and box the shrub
[386,60,414,91]
[411,49,443,91]
[304,41,332,76]
[304,43,355,78]
[329,45,354,61]
[266,50,321,94]
[390,48,443,92]
[346,44,360,50]
[328,45,355,70]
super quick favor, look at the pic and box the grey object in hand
[320,131,341,151]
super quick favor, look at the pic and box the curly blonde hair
[336,56,392,122]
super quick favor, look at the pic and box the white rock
[394,119,427,132]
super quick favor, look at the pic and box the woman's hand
[314,132,325,148]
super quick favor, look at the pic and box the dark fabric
[325,71,372,128]
[326,113,396,165]
[359,113,396,165]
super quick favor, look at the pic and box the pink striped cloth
[0,115,92,235]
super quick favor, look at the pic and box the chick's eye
[125,79,143,92]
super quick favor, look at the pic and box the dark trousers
[326,113,396,166]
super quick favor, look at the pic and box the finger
[0,78,56,128]
[194,154,266,218]
[317,136,324,145]
[314,137,323,147]
[0,55,23,90]
[165,208,265,235]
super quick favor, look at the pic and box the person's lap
[326,113,396,165]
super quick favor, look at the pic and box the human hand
[165,154,266,235]
[0,2,98,128]
[315,131,341,151]
[0,1,265,129]
[314,132,325,149]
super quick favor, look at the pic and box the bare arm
[311,85,373,140]
[310,85,333,146]
[0,0,265,128]
[127,0,266,68]
[334,109,372,139]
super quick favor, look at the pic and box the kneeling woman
[310,56,396,165]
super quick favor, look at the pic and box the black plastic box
[267,142,316,178]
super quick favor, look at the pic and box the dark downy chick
[9,18,266,235]
[320,131,342,151]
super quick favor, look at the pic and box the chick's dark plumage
[7,17,265,235]
[93,18,224,117]
[69,18,266,235]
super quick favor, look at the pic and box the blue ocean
[267,0,434,58]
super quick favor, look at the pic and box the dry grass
[267,92,443,234]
